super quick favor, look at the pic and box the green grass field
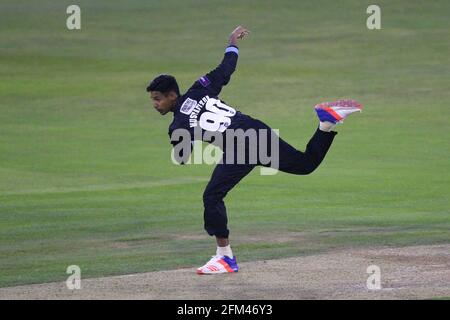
[1,0,449,288]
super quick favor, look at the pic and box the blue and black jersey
[168,45,257,154]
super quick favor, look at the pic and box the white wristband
[225,46,239,55]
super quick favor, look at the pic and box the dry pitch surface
[1,244,449,300]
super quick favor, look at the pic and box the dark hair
[146,74,180,96]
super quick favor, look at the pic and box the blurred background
[0,0,449,287]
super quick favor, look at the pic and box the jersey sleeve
[195,45,239,96]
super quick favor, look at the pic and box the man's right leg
[197,162,255,275]
[276,128,337,175]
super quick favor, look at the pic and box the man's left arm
[197,26,250,96]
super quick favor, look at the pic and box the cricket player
[147,26,362,274]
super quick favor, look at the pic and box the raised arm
[228,25,250,47]
[197,26,250,96]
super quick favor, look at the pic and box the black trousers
[203,119,337,238]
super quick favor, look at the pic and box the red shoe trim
[217,259,234,273]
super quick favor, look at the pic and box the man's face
[150,91,177,115]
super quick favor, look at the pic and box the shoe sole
[196,269,238,275]
[315,99,363,123]
[315,99,363,111]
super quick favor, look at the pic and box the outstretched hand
[229,26,250,46]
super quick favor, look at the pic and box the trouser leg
[203,162,255,238]
[274,128,337,175]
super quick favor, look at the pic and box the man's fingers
[239,28,250,35]
[237,33,248,39]
[233,26,250,36]
[229,26,250,43]
[236,29,250,39]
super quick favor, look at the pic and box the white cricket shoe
[196,255,239,275]
[315,99,363,123]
